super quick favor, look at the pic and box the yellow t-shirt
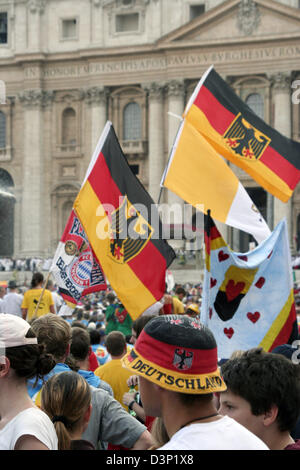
[94,359,135,410]
[172,296,185,314]
[21,288,54,321]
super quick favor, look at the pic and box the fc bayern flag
[184,66,300,202]
[73,121,176,321]
[51,209,107,313]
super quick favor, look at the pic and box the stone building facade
[0,0,300,259]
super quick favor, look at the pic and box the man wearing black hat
[122,315,269,450]
[1,280,23,317]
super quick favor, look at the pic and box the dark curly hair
[5,328,55,382]
[221,347,300,432]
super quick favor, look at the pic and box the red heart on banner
[224,328,234,339]
[218,250,229,262]
[238,255,248,261]
[209,308,213,319]
[255,277,265,289]
[225,279,245,302]
[267,250,273,259]
[210,278,217,288]
[247,311,260,323]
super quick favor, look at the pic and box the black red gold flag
[74,121,176,320]
[185,66,300,202]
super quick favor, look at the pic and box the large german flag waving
[74,122,175,321]
[184,66,300,203]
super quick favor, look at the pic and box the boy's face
[219,390,263,438]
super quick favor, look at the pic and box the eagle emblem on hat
[173,348,194,371]
[109,195,154,264]
[223,113,271,161]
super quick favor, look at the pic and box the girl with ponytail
[41,371,94,450]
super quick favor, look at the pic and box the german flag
[184,66,300,203]
[74,122,175,321]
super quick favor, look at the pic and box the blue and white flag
[201,216,298,360]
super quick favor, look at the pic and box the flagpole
[158,114,184,206]
[31,270,52,321]
[157,186,164,205]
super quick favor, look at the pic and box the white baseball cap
[0,314,38,348]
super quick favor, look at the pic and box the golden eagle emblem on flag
[223,113,271,161]
[109,196,154,264]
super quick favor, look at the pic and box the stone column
[18,89,53,257]
[166,80,185,249]
[272,72,292,242]
[85,86,108,150]
[146,82,165,204]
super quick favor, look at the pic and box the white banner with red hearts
[201,218,298,360]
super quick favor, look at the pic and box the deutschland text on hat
[122,315,226,394]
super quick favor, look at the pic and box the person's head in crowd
[30,272,44,289]
[185,303,199,318]
[122,315,227,439]
[71,321,87,329]
[7,280,18,292]
[89,328,101,346]
[45,279,55,292]
[41,371,92,450]
[0,314,55,388]
[87,322,96,330]
[106,293,116,305]
[175,286,186,301]
[31,314,72,363]
[0,285,6,298]
[219,347,300,450]
[131,315,156,345]
[70,327,91,370]
[105,331,127,358]
[76,310,83,321]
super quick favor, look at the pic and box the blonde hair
[41,371,91,450]
[149,417,169,450]
[229,350,245,360]
[31,314,72,362]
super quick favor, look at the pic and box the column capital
[18,89,55,108]
[166,80,184,98]
[27,0,46,14]
[84,86,108,105]
[270,72,291,91]
[143,82,165,101]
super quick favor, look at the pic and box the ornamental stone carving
[27,0,46,14]
[166,80,184,98]
[237,0,260,36]
[144,82,165,101]
[84,87,108,105]
[271,72,291,91]
[18,89,54,108]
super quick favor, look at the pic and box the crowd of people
[1,272,300,451]
[0,257,53,273]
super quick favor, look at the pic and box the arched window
[123,102,142,141]
[246,93,264,120]
[62,107,76,145]
[0,111,6,148]
[62,200,73,228]
[0,168,13,188]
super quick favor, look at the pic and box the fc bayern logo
[70,253,92,287]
